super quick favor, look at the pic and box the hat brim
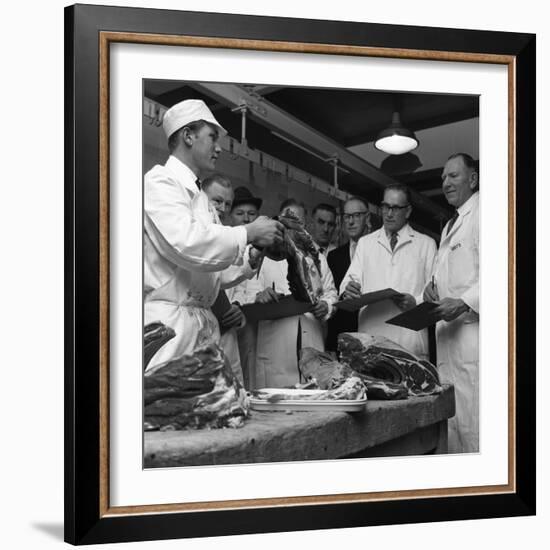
[203,118,227,137]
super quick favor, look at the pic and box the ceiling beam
[245,84,285,96]
[188,82,450,222]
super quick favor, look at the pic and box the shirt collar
[380,223,413,243]
[349,240,358,260]
[165,155,201,194]
[456,191,479,217]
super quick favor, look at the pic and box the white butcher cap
[162,99,227,139]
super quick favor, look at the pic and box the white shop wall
[143,119,346,243]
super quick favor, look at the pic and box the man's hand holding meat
[245,216,285,249]
[247,245,263,270]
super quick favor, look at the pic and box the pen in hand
[271,281,280,302]
[345,274,362,300]
[426,275,439,302]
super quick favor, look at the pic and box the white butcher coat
[254,255,338,388]
[432,192,480,453]
[144,156,253,374]
[339,224,437,359]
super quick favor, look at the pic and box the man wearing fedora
[144,99,283,373]
[225,186,266,388]
[230,186,262,226]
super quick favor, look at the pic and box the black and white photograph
[58,2,539,545]
[142,80,480,466]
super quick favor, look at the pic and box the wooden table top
[144,384,455,468]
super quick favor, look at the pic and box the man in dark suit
[326,196,371,351]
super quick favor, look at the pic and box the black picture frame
[65,3,536,545]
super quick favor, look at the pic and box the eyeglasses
[380,202,410,214]
[342,211,368,222]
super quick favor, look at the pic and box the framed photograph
[65,3,536,545]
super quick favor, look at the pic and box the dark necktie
[447,211,459,235]
[319,247,326,255]
[195,178,201,190]
[390,232,398,251]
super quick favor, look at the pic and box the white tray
[249,388,367,412]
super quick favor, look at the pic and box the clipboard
[385,301,439,331]
[241,295,313,322]
[334,288,404,312]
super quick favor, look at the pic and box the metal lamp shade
[374,112,419,155]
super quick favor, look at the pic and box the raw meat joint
[338,333,441,397]
[299,347,408,400]
[144,322,176,370]
[144,343,249,431]
[264,210,323,303]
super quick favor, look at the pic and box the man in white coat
[424,153,480,453]
[254,199,338,388]
[144,99,283,373]
[341,184,437,360]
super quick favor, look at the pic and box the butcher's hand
[312,300,329,320]
[246,216,285,248]
[433,297,469,322]
[255,287,280,304]
[247,246,263,269]
[343,280,362,300]
[393,293,416,311]
[423,280,439,302]
[221,304,245,329]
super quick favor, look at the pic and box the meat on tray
[299,347,408,400]
[144,343,249,431]
[338,333,441,397]
[253,376,367,403]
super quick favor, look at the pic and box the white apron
[143,157,247,374]
[145,191,223,373]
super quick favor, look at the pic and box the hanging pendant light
[374,111,418,155]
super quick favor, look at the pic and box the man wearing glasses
[340,184,437,360]
[326,196,372,351]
